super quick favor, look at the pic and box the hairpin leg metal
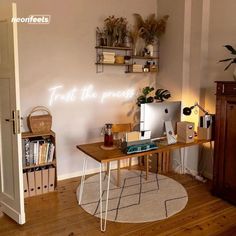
[78,156,87,205]
[100,161,111,232]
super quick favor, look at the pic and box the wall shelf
[132,55,159,60]
[95,32,160,73]
[95,62,132,66]
[95,46,132,51]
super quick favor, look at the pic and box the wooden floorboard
[0,172,236,236]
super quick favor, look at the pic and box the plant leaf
[224,45,236,55]
[219,58,234,62]
[224,61,233,70]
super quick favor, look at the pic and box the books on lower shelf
[22,139,55,167]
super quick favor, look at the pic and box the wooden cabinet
[22,130,57,197]
[213,81,236,204]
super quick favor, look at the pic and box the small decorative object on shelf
[124,55,131,64]
[115,55,125,64]
[219,44,236,81]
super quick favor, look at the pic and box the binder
[42,169,49,194]
[23,172,29,198]
[35,169,42,195]
[27,171,36,197]
[48,167,56,192]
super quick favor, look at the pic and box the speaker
[177,121,195,143]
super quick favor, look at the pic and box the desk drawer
[217,83,236,95]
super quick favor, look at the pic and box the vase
[146,44,154,57]
[233,67,236,81]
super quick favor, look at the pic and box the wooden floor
[1,172,236,236]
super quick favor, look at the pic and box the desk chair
[111,123,149,186]
[111,123,132,186]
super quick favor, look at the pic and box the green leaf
[224,61,233,70]
[224,45,236,55]
[219,58,233,62]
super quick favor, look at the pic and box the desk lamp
[183,102,208,116]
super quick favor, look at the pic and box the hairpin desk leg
[78,156,87,205]
[100,162,111,232]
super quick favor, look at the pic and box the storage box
[177,121,195,143]
[197,127,211,140]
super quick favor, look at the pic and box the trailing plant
[219,45,236,70]
[137,87,171,106]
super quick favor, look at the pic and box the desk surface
[76,139,211,163]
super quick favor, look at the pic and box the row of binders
[22,138,55,167]
[23,166,56,198]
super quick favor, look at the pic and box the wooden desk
[76,139,211,232]
[77,139,210,163]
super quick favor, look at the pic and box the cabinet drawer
[217,83,236,95]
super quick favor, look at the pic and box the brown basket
[27,106,52,133]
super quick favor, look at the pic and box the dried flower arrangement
[132,13,169,45]
[96,16,128,47]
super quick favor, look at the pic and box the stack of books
[102,52,115,64]
[132,64,143,72]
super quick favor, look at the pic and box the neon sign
[48,85,135,106]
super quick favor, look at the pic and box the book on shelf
[23,138,30,167]
[22,139,55,167]
[48,143,55,163]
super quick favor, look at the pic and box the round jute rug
[77,170,188,223]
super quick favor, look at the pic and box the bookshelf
[22,130,57,197]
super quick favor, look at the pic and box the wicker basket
[27,106,52,133]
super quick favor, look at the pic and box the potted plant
[137,87,171,106]
[133,13,169,56]
[219,44,236,80]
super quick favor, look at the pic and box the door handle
[4,110,21,134]
[5,118,15,122]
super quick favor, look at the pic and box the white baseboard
[58,158,138,181]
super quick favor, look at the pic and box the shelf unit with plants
[95,13,168,74]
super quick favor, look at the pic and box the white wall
[157,0,236,179]
[205,0,236,110]
[16,0,158,179]
[200,0,236,178]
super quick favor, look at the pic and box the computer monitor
[140,101,181,140]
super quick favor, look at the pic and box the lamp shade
[183,107,192,116]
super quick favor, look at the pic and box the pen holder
[197,127,212,140]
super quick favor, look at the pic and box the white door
[0,2,25,224]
